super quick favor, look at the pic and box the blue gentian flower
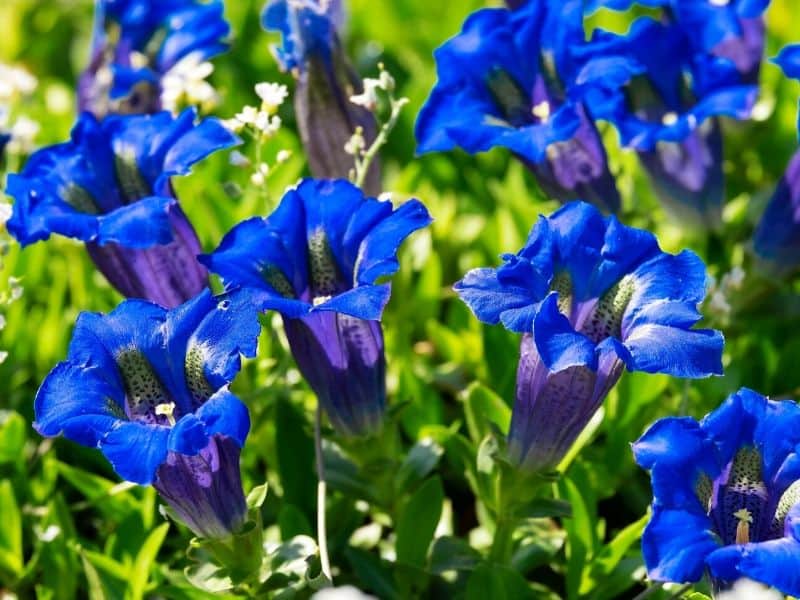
[634,388,800,596]
[574,17,757,229]
[6,108,238,308]
[202,178,431,437]
[416,1,621,213]
[455,201,723,472]
[750,46,800,275]
[584,0,769,83]
[262,0,380,194]
[79,0,230,117]
[35,289,261,539]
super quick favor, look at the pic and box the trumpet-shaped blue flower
[575,18,757,229]
[455,201,722,471]
[634,388,800,595]
[202,178,431,437]
[416,1,621,213]
[262,0,380,194]
[7,108,238,307]
[35,289,261,539]
[585,0,769,83]
[80,0,230,117]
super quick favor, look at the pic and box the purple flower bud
[752,150,800,275]
[637,120,724,230]
[284,312,386,437]
[509,334,624,471]
[263,1,380,195]
[155,434,248,539]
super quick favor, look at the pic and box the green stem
[314,403,333,583]
[489,514,515,564]
[353,98,408,189]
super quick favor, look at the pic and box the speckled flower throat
[696,448,800,547]
[115,345,212,426]
[551,271,636,343]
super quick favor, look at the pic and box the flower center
[713,447,770,545]
[579,276,636,343]
[734,508,752,544]
[117,349,176,425]
[113,145,153,203]
[486,68,536,128]
[307,228,342,299]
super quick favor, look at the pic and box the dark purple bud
[283,311,386,438]
[525,105,621,214]
[86,204,207,308]
[508,334,624,473]
[637,119,724,230]
[295,40,381,196]
[753,149,800,276]
[263,1,380,195]
[154,435,248,539]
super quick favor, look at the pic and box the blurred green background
[0,0,799,598]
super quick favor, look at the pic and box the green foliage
[0,0,799,598]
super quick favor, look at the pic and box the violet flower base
[283,311,386,438]
[638,119,724,231]
[523,106,621,214]
[87,205,208,308]
[508,333,624,473]
[154,434,248,540]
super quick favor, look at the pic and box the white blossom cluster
[0,62,39,157]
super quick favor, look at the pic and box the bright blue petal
[642,506,718,583]
[168,414,209,455]
[533,293,597,371]
[195,388,250,448]
[34,362,126,447]
[623,324,724,377]
[354,199,432,285]
[313,284,392,321]
[773,44,800,80]
[623,251,709,332]
[100,421,170,484]
[708,537,800,596]
[634,416,722,512]
[95,196,174,248]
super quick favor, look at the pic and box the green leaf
[466,563,535,600]
[275,397,316,519]
[0,410,26,465]
[559,476,599,600]
[429,536,481,574]
[344,547,400,600]
[81,553,108,600]
[247,482,269,510]
[580,513,649,595]
[278,503,313,539]
[462,383,511,444]
[516,497,573,519]
[0,479,23,579]
[395,476,444,568]
[126,522,170,600]
[394,438,443,492]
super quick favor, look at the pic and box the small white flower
[161,53,219,113]
[7,116,39,155]
[344,128,366,156]
[311,585,375,600]
[250,171,266,186]
[255,82,288,112]
[276,149,291,163]
[716,579,782,600]
[235,105,259,125]
[221,118,244,133]
[0,63,37,101]
[0,204,12,226]
[350,78,382,110]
